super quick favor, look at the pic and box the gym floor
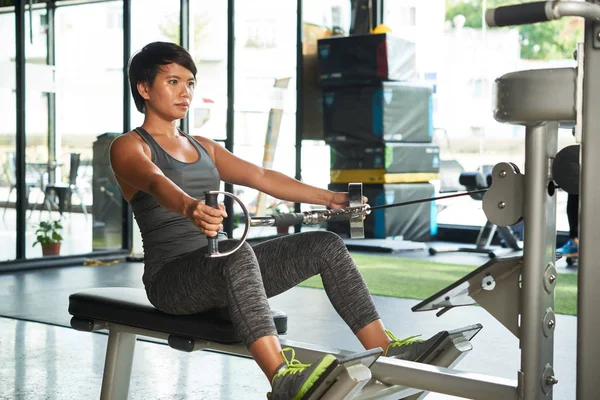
[0,243,578,400]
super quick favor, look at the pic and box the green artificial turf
[299,253,577,316]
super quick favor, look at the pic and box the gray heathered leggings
[145,231,380,347]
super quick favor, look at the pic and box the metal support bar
[121,0,132,252]
[223,0,235,238]
[521,122,558,399]
[552,1,600,21]
[100,330,136,400]
[294,0,303,228]
[577,2,600,397]
[372,0,383,28]
[179,0,189,133]
[368,358,517,400]
[498,225,521,250]
[46,1,57,183]
[15,0,26,259]
[356,384,422,400]
[475,221,497,249]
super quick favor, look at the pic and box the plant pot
[42,243,61,256]
[276,225,290,234]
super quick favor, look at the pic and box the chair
[2,152,40,220]
[41,153,88,218]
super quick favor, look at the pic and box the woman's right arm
[109,134,225,236]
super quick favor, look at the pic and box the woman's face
[138,62,196,121]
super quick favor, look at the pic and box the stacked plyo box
[317,33,439,241]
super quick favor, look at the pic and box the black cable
[368,189,488,211]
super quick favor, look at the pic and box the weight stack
[327,182,437,241]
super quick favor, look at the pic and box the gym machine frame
[398,2,600,398]
[376,2,600,398]
[484,2,600,399]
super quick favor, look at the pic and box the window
[232,0,298,236]
[52,2,124,256]
[189,0,226,140]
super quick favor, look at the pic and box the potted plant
[33,220,63,256]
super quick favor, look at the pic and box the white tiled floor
[0,283,579,400]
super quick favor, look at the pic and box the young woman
[110,41,445,399]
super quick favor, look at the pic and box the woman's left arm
[196,136,349,209]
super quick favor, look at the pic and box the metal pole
[577,2,600,398]
[121,0,132,251]
[47,1,57,184]
[372,0,383,28]
[369,358,517,400]
[223,0,235,237]
[15,0,26,259]
[179,0,189,58]
[294,0,302,229]
[179,0,189,134]
[521,122,558,399]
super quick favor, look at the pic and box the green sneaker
[383,329,447,362]
[268,348,338,400]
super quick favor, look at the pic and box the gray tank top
[129,127,220,285]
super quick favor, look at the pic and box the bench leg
[100,329,137,400]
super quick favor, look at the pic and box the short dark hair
[128,41,197,113]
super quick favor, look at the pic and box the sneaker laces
[385,329,423,353]
[273,348,310,380]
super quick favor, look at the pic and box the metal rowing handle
[204,191,250,258]
[204,183,369,257]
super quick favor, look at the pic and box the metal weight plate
[552,144,580,195]
[348,183,365,239]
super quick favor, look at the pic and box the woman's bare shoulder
[111,131,145,148]
[192,135,218,158]
[191,134,215,147]
[111,131,149,158]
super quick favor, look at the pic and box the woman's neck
[141,114,180,137]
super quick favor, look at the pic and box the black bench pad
[69,287,287,344]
